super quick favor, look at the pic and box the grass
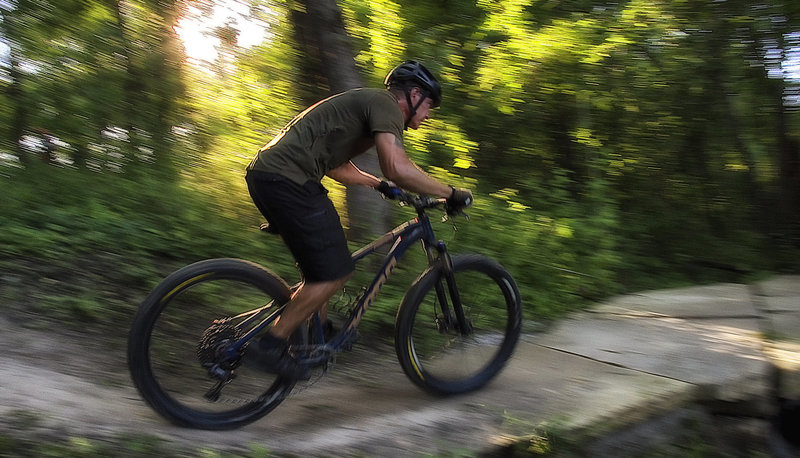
[0,431,249,457]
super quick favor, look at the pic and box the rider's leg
[268,274,351,340]
[244,172,354,377]
[244,275,349,378]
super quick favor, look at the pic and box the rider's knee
[323,273,351,292]
[306,272,351,293]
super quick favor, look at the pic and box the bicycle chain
[212,362,331,404]
[208,344,335,404]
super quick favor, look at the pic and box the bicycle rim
[130,259,295,429]
[399,255,521,394]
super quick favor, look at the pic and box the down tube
[346,225,425,328]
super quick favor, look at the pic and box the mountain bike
[127,190,522,430]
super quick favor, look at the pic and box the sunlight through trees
[1,0,799,321]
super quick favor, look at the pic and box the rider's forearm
[326,161,382,188]
[381,155,452,198]
[374,132,452,198]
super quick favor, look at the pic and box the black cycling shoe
[243,338,310,380]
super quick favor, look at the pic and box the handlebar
[395,190,443,209]
[377,181,470,217]
[386,188,467,218]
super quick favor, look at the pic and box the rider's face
[407,89,434,130]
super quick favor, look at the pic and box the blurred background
[1,0,799,331]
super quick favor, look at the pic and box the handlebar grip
[377,181,404,200]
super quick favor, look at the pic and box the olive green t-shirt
[247,88,404,185]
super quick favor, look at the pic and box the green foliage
[1,0,799,328]
[1,0,186,168]
[0,164,297,324]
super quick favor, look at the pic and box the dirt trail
[0,313,521,456]
[5,276,796,456]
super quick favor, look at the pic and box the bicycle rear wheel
[395,254,522,395]
[128,258,297,430]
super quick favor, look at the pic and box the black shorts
[245,170,354,282]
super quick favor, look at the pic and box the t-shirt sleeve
[367,92,404,140]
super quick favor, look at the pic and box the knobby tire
[127,258,296,430]
[394,254,522,395]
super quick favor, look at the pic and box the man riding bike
[244,60,473,378]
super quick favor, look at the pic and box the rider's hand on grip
[446,186,473,214]
[377,180,403,200]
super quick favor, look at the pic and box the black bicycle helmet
[385,60,442,107]
[385,60,441,129]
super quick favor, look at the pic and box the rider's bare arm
[326,161,382,188]
[374,132,452,198]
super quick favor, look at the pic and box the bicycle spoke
[128,259,296,429]
[149,278,283,409]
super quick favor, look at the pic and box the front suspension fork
[429,242,471,335]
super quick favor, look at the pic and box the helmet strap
[402,87,429,130]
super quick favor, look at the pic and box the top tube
[350,190,449,263]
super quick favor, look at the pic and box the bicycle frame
[330,211,443,347]
[225,205,463,358]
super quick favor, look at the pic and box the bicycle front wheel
[128,258,296,430]
[395,254,522,395]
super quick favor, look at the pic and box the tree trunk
[290,0,390,242]
[289,0,363,100]
[1,7,29,164]
[108,0,143,166]
[149,0,184,172]
[771,77,800,234]
[6,54,28,164]
[755,24,800,239]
